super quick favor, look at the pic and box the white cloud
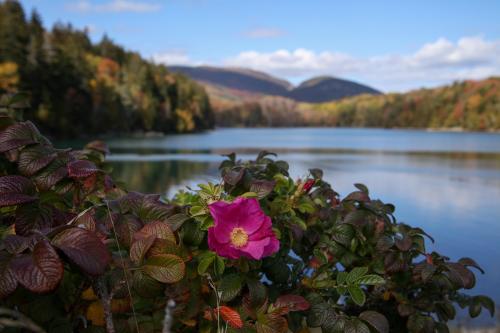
[152,50,197,66]
[223,36,500,92]
[243,28,286,39]
[67,0,162,13]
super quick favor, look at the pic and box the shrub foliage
[0,94,495,332]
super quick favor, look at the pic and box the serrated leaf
[355,274,385,285]
[214,256,225,276]
[332,224,354,246]
[52,227,111,275]
[347,267,368,284]
[14,202,52,235]
[143,254,185,283]
[0,122,36,152]
[130,235,156,264]
[11,240,63,293]
[306,302,331,327]
[67,159,99,178]
[218,306,243,329]
[250,179,276,198]
[18,145,57,176]
[134,221,175,243]
[0,252,17,298]
[166,213,190,231]
[348,285,366,306]
[33,155,69,190]
[275,294,310,311]
[197,251,215,275]
[359,311,389,333]
[219,273,242,302]
[0,175,37,207]
[256,312,288,333]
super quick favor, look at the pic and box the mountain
[169,66,291,96]
[168,66,381,103]
[289,76,381,102]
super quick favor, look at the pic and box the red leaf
[0,122,36,153]
[11,240,63,293]
[0,253,17,298]
[17,145,57,176]
[3,235,33,254]
[51,228,111,275]
[0,176,37,207]
[275,294,310,312]
[134,221,176,243]
[217,306,243,329]
[67,160,99,178]
[130,235,156,264]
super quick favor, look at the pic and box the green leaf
[348,285,365,306]
[219,273,242,302]
[143,254,185,283]
[214,256,225,276]
[197,251,215,275]
[475,295,495,317]
[355,274,385,285]
[347,267,368,284]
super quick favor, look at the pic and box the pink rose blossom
[207,197,279,260]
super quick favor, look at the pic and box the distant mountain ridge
[169,65,381,103]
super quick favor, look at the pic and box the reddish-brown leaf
[275,294,310,312]
[11,240,63,293]
[218,306,243,329]
[130,235,156,264]
[18,145,57,176]
[51,228,111,275]
[134,221,176,243]
[0,122,36,153]
[67,160,99,178]
[0,252,17,298]
[0,175,37,207]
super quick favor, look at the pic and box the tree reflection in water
[109,160,217,194]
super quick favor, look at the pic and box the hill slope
[216,77,500,131]
[169,66,381,103]
[169,66,291,96]
[289,76,381,102]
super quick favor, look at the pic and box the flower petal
[236,198,266,235]
[240,237,271,260]
[263,236,280,257]
[248,216,274,241]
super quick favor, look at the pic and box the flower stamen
[230,227,248,248]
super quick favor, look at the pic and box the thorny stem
[0,308,46,333]
[94,277,115,333]
[206,274,225,333]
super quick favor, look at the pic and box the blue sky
[19,0,500,92]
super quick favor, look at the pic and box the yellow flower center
[230,227,248,248]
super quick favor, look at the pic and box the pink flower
[207,197,279,260]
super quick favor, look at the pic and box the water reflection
[109,159,216,195]
[105,128,500,327]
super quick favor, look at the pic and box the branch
[162,299,176,333]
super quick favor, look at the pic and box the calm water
[105,128,500,326]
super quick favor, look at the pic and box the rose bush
[0,93,496,333]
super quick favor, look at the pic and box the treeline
[301,77,500,131]
[0,0,213,138]
[216,77,500,131]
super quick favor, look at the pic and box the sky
[18,0,500,92]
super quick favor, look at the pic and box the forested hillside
[0,0,213,138]
[301,77,500,131]
[217,77,500,131]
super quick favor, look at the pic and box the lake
[104,127,500,326]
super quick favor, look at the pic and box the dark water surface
[104,128,500,326]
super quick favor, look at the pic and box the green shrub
[0,94,495,332]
